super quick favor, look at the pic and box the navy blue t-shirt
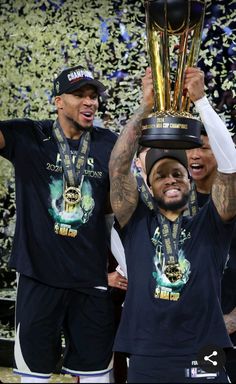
[0,118,117,289]
[114,198,235,357]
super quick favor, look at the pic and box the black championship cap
[145,148,189,186]
[53,65,106,96]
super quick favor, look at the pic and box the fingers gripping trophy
[140,0,206,149]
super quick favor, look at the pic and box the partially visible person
[221,261,236,383]
[104,181,128,384]
[108,265,128,291]
[134,145,149,183]
[187,130,236,383]
[0,65,118,383]
[133,145,154,211]
[187,129,216,209]
[109,66,236,383]
[107,250,128,384]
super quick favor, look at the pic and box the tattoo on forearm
[110,175,138,226]
[212,172,236,220]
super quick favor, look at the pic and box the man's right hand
[183,67,205,102]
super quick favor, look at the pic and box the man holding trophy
[108,0,236,382]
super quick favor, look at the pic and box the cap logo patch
[67,70,94,83]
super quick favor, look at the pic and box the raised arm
[184,67,236,221]
[109,68,154,228]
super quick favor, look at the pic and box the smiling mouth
[191,163,203,171]
[82,111,93,117]
[164,188,180,198]
[81,111,94,122]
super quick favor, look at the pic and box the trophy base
[140,114,203,149]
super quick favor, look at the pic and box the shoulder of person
[0,118,53,129]
[0,117,34,128]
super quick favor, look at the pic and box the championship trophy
[140,0,206,149]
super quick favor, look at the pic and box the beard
[154,191,190,211]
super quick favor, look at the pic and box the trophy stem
[161,25,171,110]
[181,3,206,112]
[172,0,191,113]
[146,2,171,112]
[148,32,163,111]
[173,30,189,112]
[163,0,171,110]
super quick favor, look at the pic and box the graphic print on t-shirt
[151,226,191,301]
[48,176,95,238]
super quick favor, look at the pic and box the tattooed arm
[184,67,236,221]
[211,172,236,221]
[109,68,154,228]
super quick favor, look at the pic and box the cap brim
[64,79,106,95]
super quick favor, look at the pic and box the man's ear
[54,95,63,109]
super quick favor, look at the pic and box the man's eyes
[75,93,97,99]
[173,172,183,178]
[156,172,183,179]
